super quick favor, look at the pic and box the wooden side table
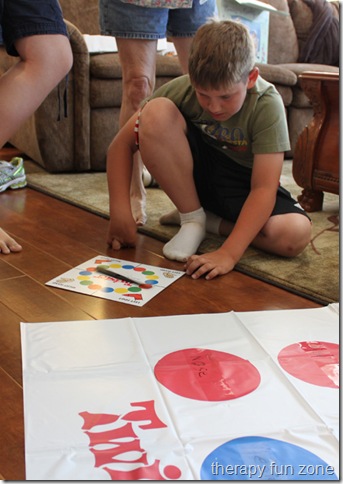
[292,72,339,212]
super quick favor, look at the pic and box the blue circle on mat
[122,264,135,270]
[79,270,92,276]
[200,436,337,480]
[146,279,158,285]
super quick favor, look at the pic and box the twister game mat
[21,304,339,480]
[46,256,185,307]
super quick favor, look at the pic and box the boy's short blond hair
[189,18,256,89]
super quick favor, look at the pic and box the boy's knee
[264,214,312,257]
[289,218,312,256]
[140,98,184,135]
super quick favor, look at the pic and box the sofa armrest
[64,19,92,171]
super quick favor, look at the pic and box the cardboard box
[218,0,286,64]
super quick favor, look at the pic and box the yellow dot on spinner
[109,263,122,269]
[77,275,91,281]
[146,275,159,280]
[114,287,129,294]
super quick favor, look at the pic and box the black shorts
[0,0,68,56]
[186,120,310,223]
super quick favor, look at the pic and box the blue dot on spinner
[79,270,93,276]
[122,264,135,270]
[145,279,158,285]
[101,287,114,293]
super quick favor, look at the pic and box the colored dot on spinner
[88,284,103,290]
[146,275,159,280]
[139,283,153,289]
[101,287,114,293]
[86,267,97,272]
[133,267,146,272]
[79,270,93,276]
[122,264,135,270]
[79,280,94,286]
[145,280,158,286]
[77,275,91,281]
[115,287,129,294]
[128,286,142,293]
[142,270,155,276]
[108,263,122,269]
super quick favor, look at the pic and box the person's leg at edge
[0,34,72,253]
[116,38,158,225]
[0,34,73,148]
[138,97,206,261]
[171,36,193,73]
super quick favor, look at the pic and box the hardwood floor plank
[0,258,25,280]
[0,303,23,384]
[0,276,95,323]
[0,368,25,481]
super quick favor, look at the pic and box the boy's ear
[247,67,259,88]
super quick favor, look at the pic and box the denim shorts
[99,0,216,39]
[0,0,68,56]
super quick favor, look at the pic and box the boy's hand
[107,214,137,250]
[184,248,236,280]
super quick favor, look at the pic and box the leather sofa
[0,0,339,172]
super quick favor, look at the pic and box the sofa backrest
[59,0,100,35]
[263,0,299,64]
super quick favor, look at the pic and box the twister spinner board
[46,256,185,306]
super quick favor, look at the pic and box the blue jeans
[99,0,216,39]
[0,0,68,56]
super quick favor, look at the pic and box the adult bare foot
[0,228,22,254]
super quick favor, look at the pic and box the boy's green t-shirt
[149,74,290,169]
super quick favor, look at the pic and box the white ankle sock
[163,207,206,262]
[160,208,222,235]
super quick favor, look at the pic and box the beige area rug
[25,160,339,305]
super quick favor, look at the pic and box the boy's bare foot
[0,228,22,254]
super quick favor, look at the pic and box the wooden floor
[0,153,321,480]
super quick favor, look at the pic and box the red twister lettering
[79,400,182,480]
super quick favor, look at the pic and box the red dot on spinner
[139,283,153,289]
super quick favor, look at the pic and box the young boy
[106,19,312,280]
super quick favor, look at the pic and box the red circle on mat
[154,348,261,401]
[278,341,339,388]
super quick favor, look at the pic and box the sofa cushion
[287,0,313,53]
[90,51,183,79]
[257,63,297,86]
[59,0,100,35]
[266,0,299,64]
